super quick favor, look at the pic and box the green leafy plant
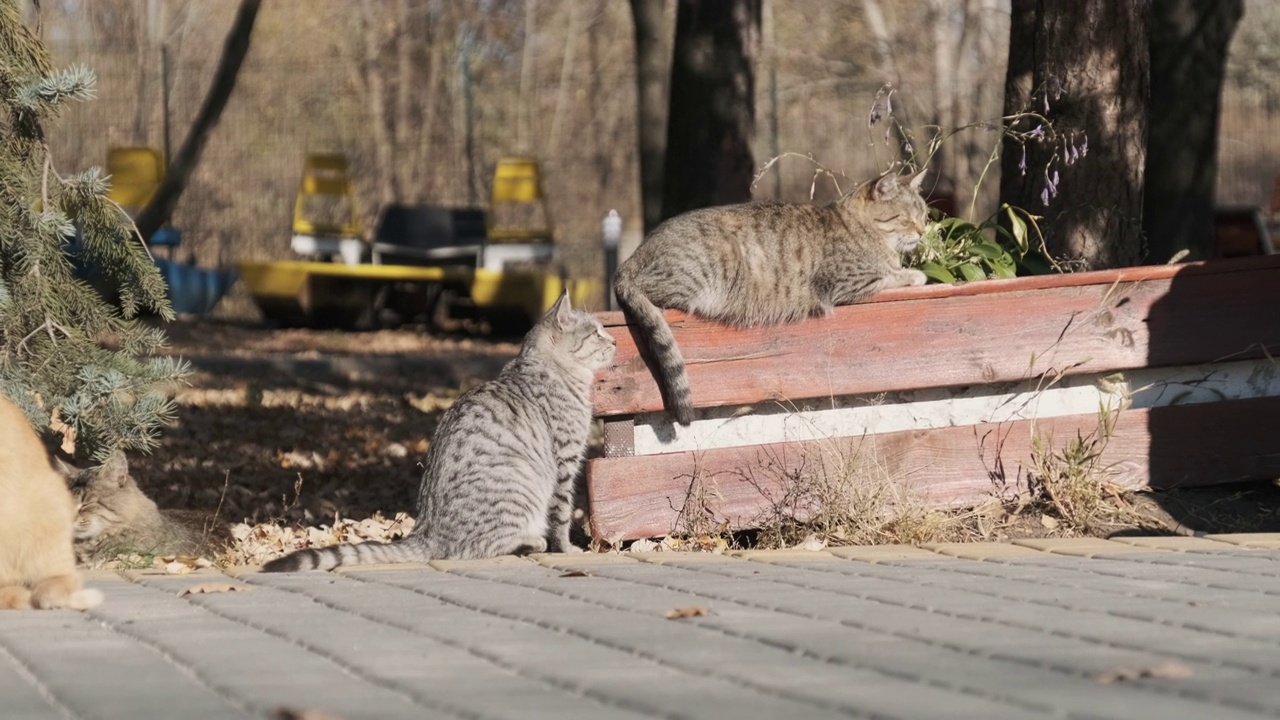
[860,81,1084,285]
[913,203,1057,284]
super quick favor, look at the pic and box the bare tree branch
[134,0,261,242]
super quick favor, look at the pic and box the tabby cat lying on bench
[615,171,930,425]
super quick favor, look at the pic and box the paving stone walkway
[3,534,1280,720]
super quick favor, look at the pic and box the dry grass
[747,437,984,549]
[643,401,1175,553]
[1022,406,1166,537]
[636,433,985,554]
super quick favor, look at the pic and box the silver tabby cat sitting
[614,171,930,425]
[263,291,615,572]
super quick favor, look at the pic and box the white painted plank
[632,359,1280,456]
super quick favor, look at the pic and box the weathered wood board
[587,255,1280,543]
[592,254,1280,418]
[589,397,1280,542]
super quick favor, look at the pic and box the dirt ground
[139,318,520,530]
[135,317,1280,559]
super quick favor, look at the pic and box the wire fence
[38,20,1280,294]
[1218,88,1280,212]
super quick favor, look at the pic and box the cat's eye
[876,213,902,222]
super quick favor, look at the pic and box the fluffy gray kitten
[263,292,616,572]
[61,453,224,566]
[614,171,930,425]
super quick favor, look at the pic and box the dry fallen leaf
[48,407,77,455]
[1092,661,1193,685]
[665,606,711,620]
[795,534,826,552]
[627,538,661,553]
[161,561,193,575]
[219,511,417,568]
[558,570,592,578]
[178,582,252,597]
[156,555,212,575]
[1040,514,1061,530]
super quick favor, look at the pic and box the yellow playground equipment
[237,154,597,330]
[100,146,236,314]
[287,153,365,265]
[106,146,165,210]
[488,156,554,242]
[105,146,182,256]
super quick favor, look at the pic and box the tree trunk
[359,0,395,208]
[393,0,418,204]
[860,0,898,87]
[999,0,1150,270]
[547,1,580,157]
[860,0,914,165]
[134,0,261,241]
[660,0,761,222]
[628,0,668,234]
[1143,0,1244,264]
[968,0,1003,215]
[517,0,538,153]
[419,35,444,202]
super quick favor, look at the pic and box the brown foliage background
[29,0,1280,294]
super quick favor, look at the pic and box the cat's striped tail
[614,279,694,425]
[261,535,430,573]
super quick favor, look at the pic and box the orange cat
[0,394,102,610]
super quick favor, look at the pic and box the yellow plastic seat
[106,147,165,212]
[293,154,362,238]
[488,156,553,243]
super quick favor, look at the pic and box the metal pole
[161,44,172,164]
[160,43,175,261]
[602,209,621,311]
[460,32,478,208]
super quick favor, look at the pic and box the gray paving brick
[0,607,253,720]
[1119,551,1280,574]
[788,557,1280,651]
[352,564,1056,719]
[566,558,1273,720]
[1003,554,1280,595]
[140,573,653,720]
[4,546,1280,720]
[89,580,427,720]
[457,560,1269,720]
[253,569,836,720]
[0,638,71,720]
[1165,676,1280,715]
[879,556,1254,602]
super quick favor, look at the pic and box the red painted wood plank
[586,396,1280,542]
[593,253,1280,327]
[593,256,1280,417]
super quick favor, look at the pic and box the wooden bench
[586,254,1280,545]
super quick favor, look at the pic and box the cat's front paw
[901,269,927,287]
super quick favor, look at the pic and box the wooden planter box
[586,254,1280,544]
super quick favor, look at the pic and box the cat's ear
[549,289,573,331]
[51,455,90,491]
[99,452,131,488]
[51,455,79,480]
[871,172,900,201]
[908,171,927,191]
